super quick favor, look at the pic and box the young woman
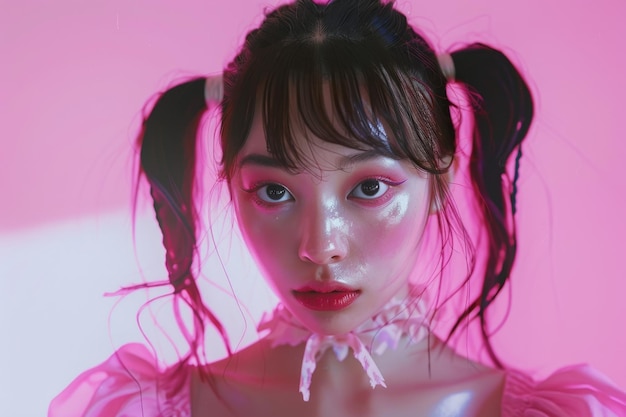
[49,0,626,415]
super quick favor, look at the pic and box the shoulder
[426,341,626,417]
[190,338,299,416]
[501,364,626,417]
[48,343,191,417]
[420,341,507,416]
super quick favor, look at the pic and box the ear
[429,155,456,214]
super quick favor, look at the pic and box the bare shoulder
[427,337,506,382]
[190,339,303,417]
[374,336,506,417]
[424,341,506,417]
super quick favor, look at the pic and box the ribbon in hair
[204,74,224,104]
[437,53,455,82]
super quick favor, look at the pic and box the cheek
[234,201,294,269]
[353,191,429,258]
[381,193,410,226]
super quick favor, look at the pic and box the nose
[298,201,348,265]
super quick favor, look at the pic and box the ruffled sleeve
[502,364,626,416]
[48,344,190,417]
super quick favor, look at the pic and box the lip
[292,284,361,311]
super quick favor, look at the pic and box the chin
[291,305,373,336]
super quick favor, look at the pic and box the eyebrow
[238,149,386,170]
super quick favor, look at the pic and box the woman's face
[231,113,433,336]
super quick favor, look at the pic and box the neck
[309,349,379,415]
[312,348,372,392]
[296,330,432,408]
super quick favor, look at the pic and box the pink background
[1,0,625,415]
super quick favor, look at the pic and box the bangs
[259,39,448,174]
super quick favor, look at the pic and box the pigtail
[448,44,534,365]
[137,77,230,371]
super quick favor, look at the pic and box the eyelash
[243,176,405,208]
[349,177,406,206]
[247,182,294,206]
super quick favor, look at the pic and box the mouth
[292,285,361,311]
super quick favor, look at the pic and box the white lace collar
[257,286,430,401]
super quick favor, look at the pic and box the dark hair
[133,0,533,374]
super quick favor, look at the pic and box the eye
[256,183,293,203]
[350,179,390,200]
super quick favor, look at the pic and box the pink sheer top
[49,343,626,417]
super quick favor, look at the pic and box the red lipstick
[292,284,360,311]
